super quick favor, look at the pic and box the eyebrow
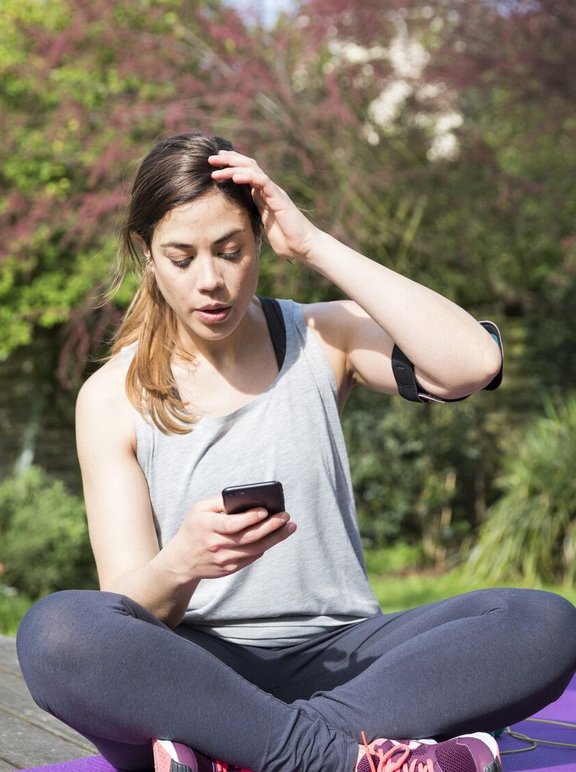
[160,228,245,250]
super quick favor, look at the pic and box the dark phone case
[222,481,285,514]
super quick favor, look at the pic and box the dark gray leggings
[16,588,576,771]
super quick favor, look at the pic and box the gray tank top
[126,299,380,646]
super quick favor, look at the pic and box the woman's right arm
[76,357,295,628]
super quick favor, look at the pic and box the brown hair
[110,132,262,434]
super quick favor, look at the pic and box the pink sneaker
[357,731,502,772]
[153,738,254,772]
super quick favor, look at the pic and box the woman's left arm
[301,231,502,400]
[209,151,502,401]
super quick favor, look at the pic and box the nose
[195,255,224,292]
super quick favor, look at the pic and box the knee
[506,587,576,631]
[16,590,114,705]
[16,589,161,702]
[501,588,576,670]
[17,592,86,679]
[532,589,576,650]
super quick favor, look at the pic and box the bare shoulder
[77,355,129,410]
[76,354,135,448]
[302,299,366,345]
[302,299,396,397]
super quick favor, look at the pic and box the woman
[17,132,576,772]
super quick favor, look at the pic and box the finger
[221,517,297,565]
[218,509,294,541]
[208,150,257,167]
[208,151,269,187]
[211,166,271,191]
[235,512,293,545]
[250,518,297,550]
[217,507,271,535]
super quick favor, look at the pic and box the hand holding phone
[222,481,285,515]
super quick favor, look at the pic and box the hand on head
[209,150,318,263]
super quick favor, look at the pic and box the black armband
[391,321,503,404]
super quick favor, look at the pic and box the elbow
[473,321,504,393]
[478,341,503,390]
[469,326,504,393]
[436,340,503,401]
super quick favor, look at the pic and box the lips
[195,305,232,324]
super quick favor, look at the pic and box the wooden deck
[0,636,97,771]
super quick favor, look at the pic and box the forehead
[154,190,251,243]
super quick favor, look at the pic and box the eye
[218,249,241,260]
[173,257,193,269]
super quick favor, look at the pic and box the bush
[344,388,501,562]
[0,587,33,635]
[0,466,97,598]
[466,395,576,586]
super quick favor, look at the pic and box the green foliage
[466,394,576,587]
[345,388,502,559]
[0,589,33,636]
[0,466,97,597]
[0,0,223,361]
[363,543,423,576]
[411,0,576,394]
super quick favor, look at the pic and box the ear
[133,233,151,259]
[142,250,153,275]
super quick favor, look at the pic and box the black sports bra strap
[259,296,287,370]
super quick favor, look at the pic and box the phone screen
[222,481,285,515]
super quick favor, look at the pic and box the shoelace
[360,732,435,772]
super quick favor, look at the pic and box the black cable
[500,718,576,755]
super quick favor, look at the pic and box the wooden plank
[0,637,21,674]
[1,669,95,748]
[0,707,94,769]
[0,638,96,769]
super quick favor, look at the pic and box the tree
[410,0,576,396]
[2,0,575,557]
[0,0,451,371]
[0,0,242,367]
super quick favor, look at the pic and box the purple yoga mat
[18,678,576,772]
[500,676,576,770]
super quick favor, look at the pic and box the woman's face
[147,189,260,347]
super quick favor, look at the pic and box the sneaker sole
[153,739,200,772]
[457,733,502,772]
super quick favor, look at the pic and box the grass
[2,544,576,635]
[366,546,576,611]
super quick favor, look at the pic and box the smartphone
[222,480,285,515]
